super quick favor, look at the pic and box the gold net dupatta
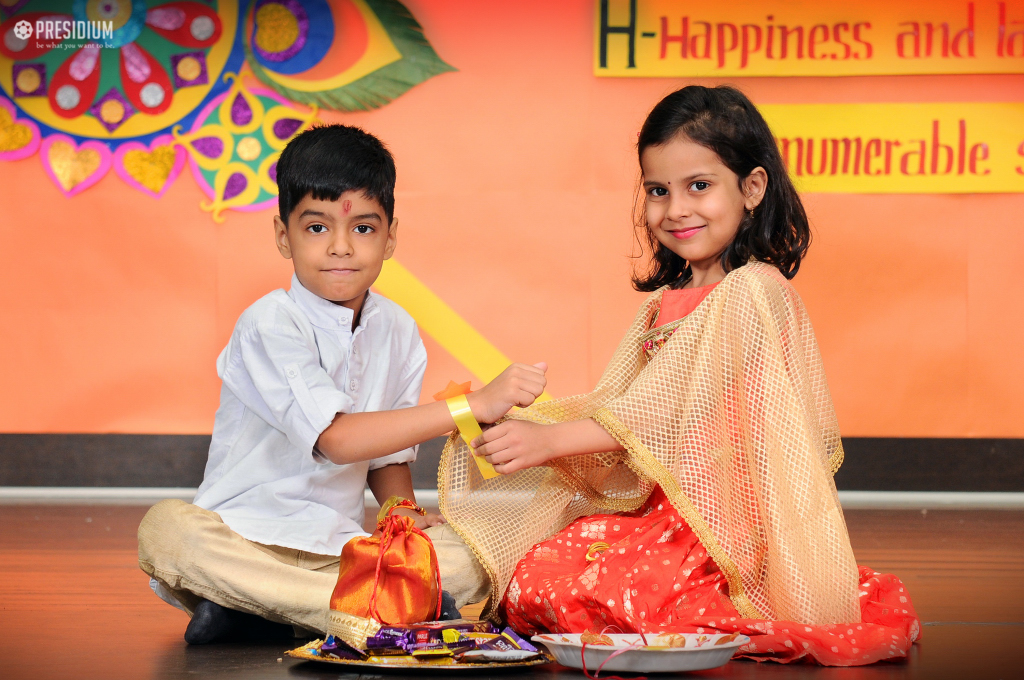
[438,262,861,626]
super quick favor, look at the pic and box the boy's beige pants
[137,499,490,635]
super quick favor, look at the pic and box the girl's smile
[666,225,706,239]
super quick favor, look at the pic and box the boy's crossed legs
[138,499,489,641]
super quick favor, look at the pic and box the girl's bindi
[342,199,352,213]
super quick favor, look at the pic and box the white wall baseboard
[1,487,1023,510]
[0,486,198,504]
[836,491,1024,509]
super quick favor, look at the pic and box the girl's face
[641,135,766,280]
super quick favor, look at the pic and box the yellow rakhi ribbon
[445,395,499,480]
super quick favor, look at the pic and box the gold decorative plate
[286,639,555,672]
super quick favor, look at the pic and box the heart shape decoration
[40,135,113,197]
[0,99,41,161]
[114,135,186,198]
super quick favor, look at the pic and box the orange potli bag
[329,497,442,627]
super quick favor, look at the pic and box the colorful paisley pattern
[173,73,315,221]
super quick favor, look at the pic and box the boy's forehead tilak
[297,196,381,221]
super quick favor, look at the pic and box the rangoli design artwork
[0,0,453,216]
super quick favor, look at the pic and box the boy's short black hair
[276,124,396,224]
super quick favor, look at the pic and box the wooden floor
[1,505,1022,679]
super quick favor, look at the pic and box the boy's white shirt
[191,273,427,555]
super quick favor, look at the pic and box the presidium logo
[12,21,32,41]
[5,18,114,50]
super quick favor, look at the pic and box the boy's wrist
[463,392,485,424]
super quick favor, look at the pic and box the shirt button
[349,379,358,391]
[286,368,298,378]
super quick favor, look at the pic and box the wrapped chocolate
[411,644,454,660]
[445,643,478,655]
[410,628,441,646]
[459,628,539,653]
[286,625,550,669]
[409,620,495,635]
[326,620,540,665]
[318,635,367,660]
[410,642,447,653]
[370,620,496,649]
[478,635,520,653]
[501,627,539,652]
[458,649,542,663]
[365,628,412,651]
[441,628,467,645]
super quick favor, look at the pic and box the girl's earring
[748,207,754,219]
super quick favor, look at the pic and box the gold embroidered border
[436,431,505,622]
[547,457,649,513]
[828,445,844,475]
[592,407,765,621]
[635,315,686,349]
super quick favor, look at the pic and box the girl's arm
[471,419,624,475]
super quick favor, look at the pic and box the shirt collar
[288,274,379,332]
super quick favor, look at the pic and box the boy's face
[274,190,396,312]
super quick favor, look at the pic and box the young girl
[437,86,920,666]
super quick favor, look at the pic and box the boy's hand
[391,507,446,531]
[466,362,547,424]
[470,420,558,474]
[417,513,446,530]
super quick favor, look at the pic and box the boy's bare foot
[184,599,293,644]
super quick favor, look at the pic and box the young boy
[137,125,545,644]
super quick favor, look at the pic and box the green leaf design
[244,0,455,111]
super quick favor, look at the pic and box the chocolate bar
[411,644,454,660]
[478,635,520,652]
[369,620,497,649]
[365,628,412,652]
[458,649,542,663]
[500,627,539,652]
[318,635,367,660]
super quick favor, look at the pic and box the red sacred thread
[579,625,648,680]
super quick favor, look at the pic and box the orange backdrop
[1,0,1023,438]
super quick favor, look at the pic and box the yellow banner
[595,0,1024,76]
[759,103,1024,193]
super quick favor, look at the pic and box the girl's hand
[471,420,559,474]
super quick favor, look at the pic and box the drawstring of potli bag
[367,498,443,623]
[368,519,397,623]
[422,526,442,620]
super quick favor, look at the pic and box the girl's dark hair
[631,85,810,291]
